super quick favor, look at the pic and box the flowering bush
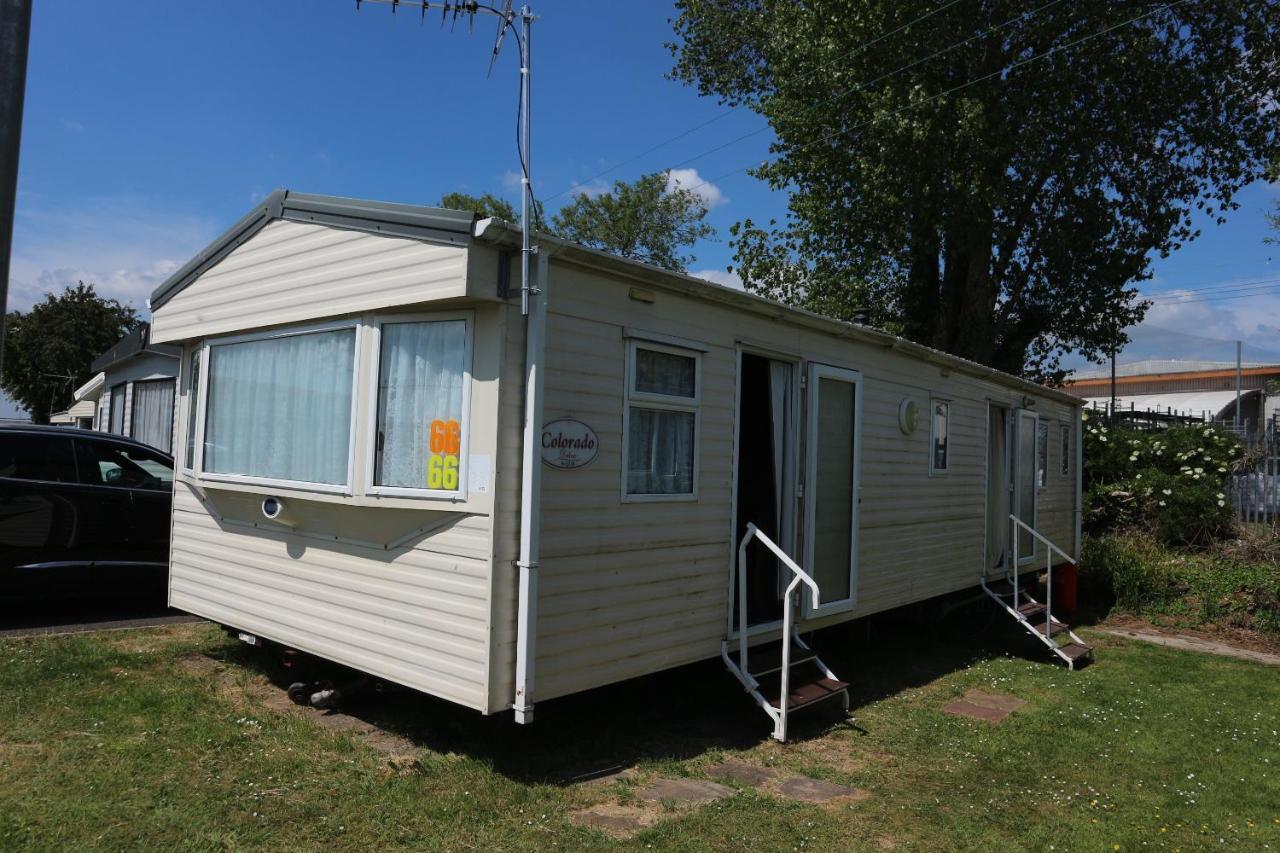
[1082,414,1243,546]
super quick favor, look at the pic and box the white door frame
[801,363,863,619]
[725,345,802,640]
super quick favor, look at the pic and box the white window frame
[621,338,702,503]
[195,318,363,495]
[180,346,201,473]
[929,397,951,475]
[363,310,474,500]
[1059,422,1070,478]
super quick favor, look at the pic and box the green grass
[0,617,1278,851]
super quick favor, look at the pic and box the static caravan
[149,191,1087,741]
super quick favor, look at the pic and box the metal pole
[0,0,32,378]
[1109,349,1117,427]
[519,5,534,317]
[1235,340,1242,432]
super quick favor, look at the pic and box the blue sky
[5,0,1280,416]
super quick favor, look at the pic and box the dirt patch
[569,803,659,838]
[1099,613,1280,657]
[773,775,868,803]
[706,758,777,787]
[175,653,420,763]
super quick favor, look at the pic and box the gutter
[513,244,550,724]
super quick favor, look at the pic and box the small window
[0,434,77,482]
[929,399,950,473]
[625,341,699,498]
[76,440,173,491]
[183,349,202,471]
[108,383,127,435]
[1060,424,1070,477]
[203,325,357,487]
[1037,421,1050,488]
[371,317,470,495]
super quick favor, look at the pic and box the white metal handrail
[1009,514,1073,641]
[737,522,821,739]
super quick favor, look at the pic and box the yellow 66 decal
[428,418,461,490]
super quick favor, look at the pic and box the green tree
[550,172,716,272]
[438,191,547,230]
[1,283,138,423]
[670,2,1280,380]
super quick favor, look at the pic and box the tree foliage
[438,191,547,231]
[1,283,138,424]
[551,172,716,271]
[669,1,1280,380]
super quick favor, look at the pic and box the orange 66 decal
[428,419,461,490]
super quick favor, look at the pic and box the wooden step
[1027,617,1068,638]
[1058,642,1093,662]
[736,641,818,678]
[768,677,849,712]
[1016,601,1046,619]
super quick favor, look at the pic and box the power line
[675,0,1192,201]
[1145,276,1280,302]
[1146,286,1280,307]
[544,0,967,203]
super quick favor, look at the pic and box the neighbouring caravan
[149,191,1086,741]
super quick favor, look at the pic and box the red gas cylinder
[1055,562,1079,617]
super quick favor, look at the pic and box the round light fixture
[898,398,919,435]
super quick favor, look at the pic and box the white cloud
[566,178,610,199]
[690,268,744,290]
[665,168,727,209]
[7,196,219,316]
[61,118,84,134]
[501,170,524,193]
[1126,289,1280,362]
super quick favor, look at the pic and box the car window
[76,440,174,491]
[0,434,78,482]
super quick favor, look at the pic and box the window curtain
[185,350,202,467]
[130,379,176,453]
[204,328,356,485]
[627,408,694,494]
[375,320,466,489]
[108,385,126,435]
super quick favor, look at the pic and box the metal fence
[1229,433,1280,526]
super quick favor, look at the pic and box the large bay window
[188,312,473,500]
[203,324,358,488]
[624,340,700,499]
[371,316,470,496]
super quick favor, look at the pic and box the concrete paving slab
[638,777,734,804]
[942,700,1010,723]
[775,775,867,803]
[705,759,777,788]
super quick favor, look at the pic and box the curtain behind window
[204,328,356,485]
[627,409,694,494]
[108,385,126,435]
[130,379,176,453]
[375,320,467,489]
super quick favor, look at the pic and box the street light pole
[0,0,32,378]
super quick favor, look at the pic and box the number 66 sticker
[428,418,461,490]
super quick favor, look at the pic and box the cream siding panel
[169,484,495,710]
[150,220,469,343]
[532,259,1080,702]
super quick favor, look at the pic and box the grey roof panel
[148,190,477,311]
[91,322,180,373]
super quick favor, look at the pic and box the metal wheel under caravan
[149,190,1085,742]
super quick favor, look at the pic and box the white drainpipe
[513,246,550,724]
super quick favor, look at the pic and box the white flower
[1194,467,1203,474]
[1159,500,1167,507]
[1100,436,1108,443]
[1217,500,1225,507]
[1216,493,1225,499]
[1162,489,1172,496]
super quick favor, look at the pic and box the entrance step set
[982,515,1093,669]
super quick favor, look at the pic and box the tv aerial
[351,0,538,315]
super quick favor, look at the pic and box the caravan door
[802,364,862,618]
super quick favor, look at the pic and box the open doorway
[986,404,1010,574]
[732,352,797,629]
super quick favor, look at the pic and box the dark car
[0,424,173,603]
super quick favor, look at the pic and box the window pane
[109,384,126,435]
[626,408,694,494]
[1037,422,1049,487]
[185,349,201,467]
[635,348,696,398]
[204,328,356,485]
[77,441,173,490]
[0,435,77,482]
[130,379,175,453]
[1060,425,1070,476]
[812,377,855,603]
[932,401,949,471]
[375,320,467,490]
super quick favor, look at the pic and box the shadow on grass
[205,594,1071,785]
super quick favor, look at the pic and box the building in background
[1063,359,1280,434]
[91,322,180,452]
[48,371,102,428]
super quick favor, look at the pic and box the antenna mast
[351,0,537,315]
